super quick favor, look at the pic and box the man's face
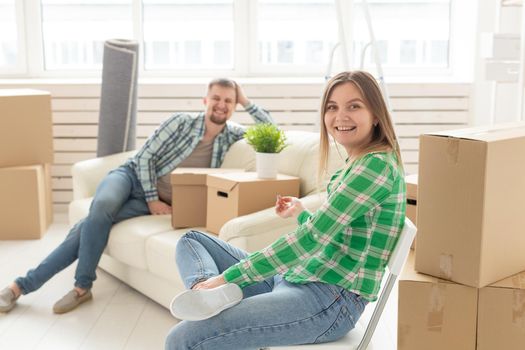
[204,85,237,125]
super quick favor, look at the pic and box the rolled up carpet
[97,39,139,157]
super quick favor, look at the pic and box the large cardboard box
[0,89,54,167]
[170,168,244,229]
[0,165,52,239]
[477,271,525,350]
[206,172,300,234]
[415,124,525,288]
[398,253,478,350]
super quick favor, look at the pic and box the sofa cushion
[68,197,92,225]
[106,215,174,270]
[221,138,255,170]
[278,131,320,196]
[145,229,198,283]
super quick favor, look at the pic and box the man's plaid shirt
[126,104,272,202]
[224,151,406,301]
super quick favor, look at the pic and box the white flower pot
[256,152,279,179]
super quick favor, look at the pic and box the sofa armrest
[71,151,136,200]
[218,192,327,253]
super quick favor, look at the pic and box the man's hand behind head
[235,83,250,108]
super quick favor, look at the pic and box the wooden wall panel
[0,81,471,212]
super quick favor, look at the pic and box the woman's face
[324,82,378,156]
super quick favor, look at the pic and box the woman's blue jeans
[166,230,368,350]
[15,164,150,293]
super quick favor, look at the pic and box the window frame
[0,0,27,75]
[1,0,475,80]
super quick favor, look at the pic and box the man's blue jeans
[15,164,150,293]
[166,230,368,350]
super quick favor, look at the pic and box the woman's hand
[147,200,172,215]
[192,275,227,290]
[275,195,304,219]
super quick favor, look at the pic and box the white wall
[472,1,523,125]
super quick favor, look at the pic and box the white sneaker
[170,283,243,321]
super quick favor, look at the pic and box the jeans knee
[182,230,204,241]
[165,328,178,350]
[89,198,121,220]
[176,231,203,254]
[165,323,195,350]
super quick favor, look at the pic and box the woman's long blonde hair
[318,71,403,181]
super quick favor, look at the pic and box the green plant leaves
[243,123,287,153]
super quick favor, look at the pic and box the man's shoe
[53,289,92,314]
[0,287,19,313]
[170,283,243,321]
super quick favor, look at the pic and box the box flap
[207,172,300,192]
[425,122,525,143]
[0,164,45,172]
[206,172,244,192]
[0,89,50,97]
[487,270,525,290]
[401,252,455,284]
[171,172,207,186]
[171,168,244,186]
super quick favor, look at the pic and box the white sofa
[69,131,342,309]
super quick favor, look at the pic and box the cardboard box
[0,165,52,239]
[43,163,53,227]
[206,172,300,234]
[0,90,54,167]
[477,271,525,350]
[415,124,525,288]
[398,252,478,350]
[405,174,418,250]
[170,168,244,229]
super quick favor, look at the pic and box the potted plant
[244,123,287,178]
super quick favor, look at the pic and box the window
[352,0,451,72]
[255,0,337,72]
[142,0,234,70]
[0,0,21,73]
[1,0,474,78]
[41,0,133,70]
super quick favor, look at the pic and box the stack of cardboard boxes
[0,90,54,239]
[171,169,300,234]
[398,124,525,349]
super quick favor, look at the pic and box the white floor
[0,215,398,350]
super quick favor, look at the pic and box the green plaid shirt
[224,151,406,301]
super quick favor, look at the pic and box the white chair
[270,217,417,350]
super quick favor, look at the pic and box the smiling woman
[319,71,402,180]
[323,82,377,157]
[165,70,406,350]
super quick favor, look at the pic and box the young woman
[165,71,406,350]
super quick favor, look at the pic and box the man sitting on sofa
[0,78,273,314]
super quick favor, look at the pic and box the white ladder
[327,0,392,112]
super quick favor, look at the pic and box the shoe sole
[170,283,243,321]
